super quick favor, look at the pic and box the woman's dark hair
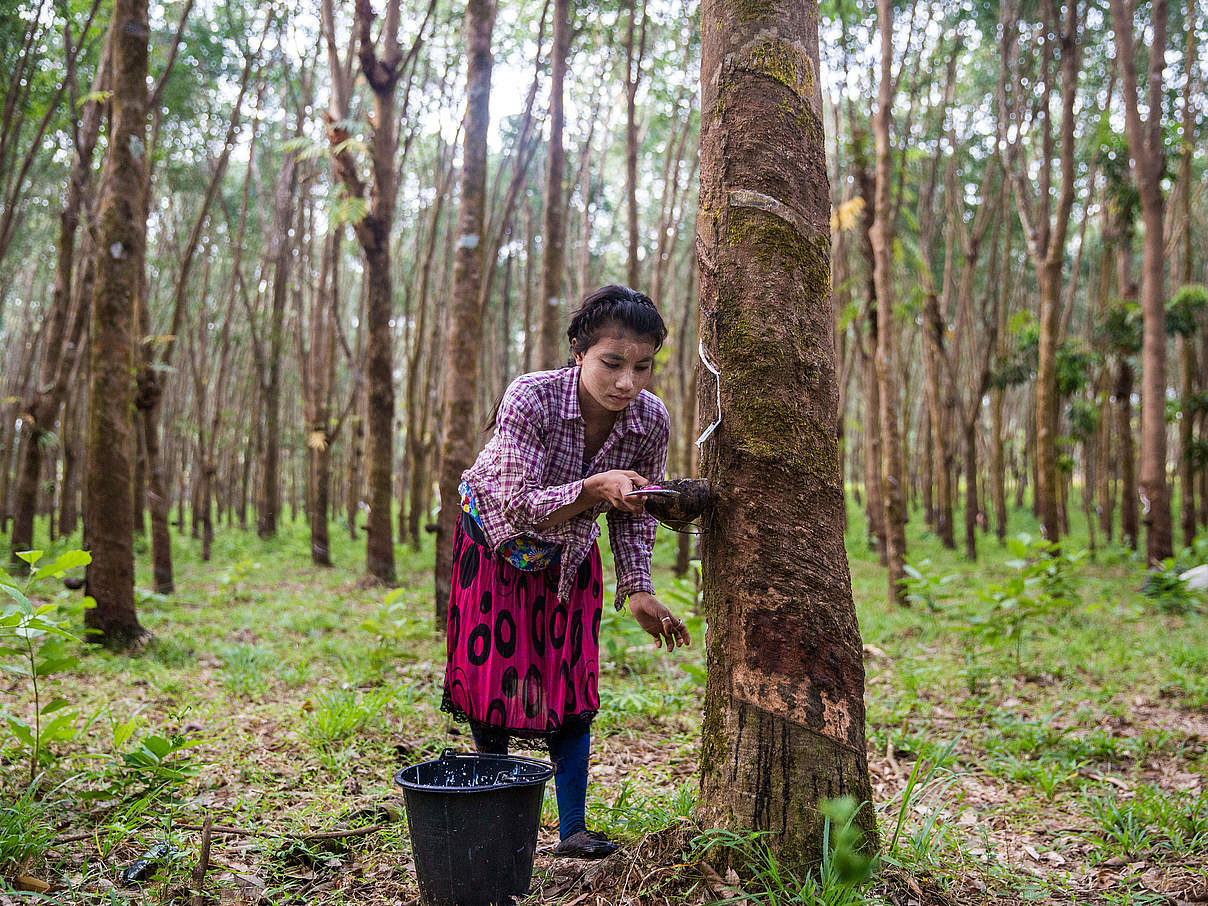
[486,285,667,431]
[566,284,667,364]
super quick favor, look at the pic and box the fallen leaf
[15,877,50,893]
[1023,844,1040,861]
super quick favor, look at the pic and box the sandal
[551,829,618,859]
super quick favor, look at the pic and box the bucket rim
[394,748,555,793]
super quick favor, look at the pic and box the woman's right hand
[585,469,648,513]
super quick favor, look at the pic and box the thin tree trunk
[623,0,647,288]
[991,386,1007,542]
[435,0,496,624]
[258,156,298,540]
[537,0,569,371]
[872,0,907,605]
[84,0,147,648]
[1110,0,1170,564]
[1176,0,1197,548]
[1117,360,1139,550]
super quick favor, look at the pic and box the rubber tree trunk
[258,157,297,540]
[963,419,979,559]
[537,0,568,371]
[695,0,878,869]
[363,238,397,581]
[1109,0,1171,564]
[623,0,645,289]
[871,0,907,605]
[84,0,147,648]
[8,46,106,566]
[991,387,1007,543]
[1117,360,1138,550]
[1036,268,1062,544]
[137,392,174,592]
[435,0,496,626]
[861,330,885,563]
[923,293,954,549]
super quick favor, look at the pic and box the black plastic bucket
[395,749,555,906]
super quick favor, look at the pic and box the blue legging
[471,725,591,840]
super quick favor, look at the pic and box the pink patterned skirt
[441,520,604,742]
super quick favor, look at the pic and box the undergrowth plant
[880,734,962,866]
[1140,558,1197,614]
[302,686,394,756]
[958,535,1086,670]
[689,797,878,905]
[0,782,55,872]
[0,549,92,781]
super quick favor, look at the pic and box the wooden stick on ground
[55,821,390,848]
[175,822,390,840]
[190,815,212,906]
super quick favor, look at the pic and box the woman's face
[574,326,657,415]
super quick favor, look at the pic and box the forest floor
[2,500,1207,905]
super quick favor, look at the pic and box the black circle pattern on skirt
[486,698,506,726]
[494,610,516,658]
[467,624,491,666]
[530,595,546,656]
[501,665,518,698]
[549,604,568,650]
[478,590,493,614]
[569,611,583,667]
[523,665,543,719]
[459,543,480,590]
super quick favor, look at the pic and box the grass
[0,491,1205,903]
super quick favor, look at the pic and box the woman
[441,285,691,859]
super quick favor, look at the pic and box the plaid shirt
[462,366,669,610]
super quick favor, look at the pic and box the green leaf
[5,715,34,747]
[33,550,91,581]
[0,584,30,607]
[34,655,78,677]
[113,719,140,750]
[280,135,316,154]
[41,698,72,715]
[0,663,32,677]
[15,550,43,566]
[38,712,78,743]
[141,734,173,759]
[77,89,112,108]
[330,195,368,227]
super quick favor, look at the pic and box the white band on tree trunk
[696,338,721,448]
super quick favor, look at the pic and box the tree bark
[1000,0,1080,545]
[1176,0,1197,548]
[696,0,877,869]
[257,156,297,540]
[8,29,109,565]
[83,0,147,648]
[326,0,434,581]
[871,0,907,605]
[623,0,647,289]
[1117,359,1139,550]
[1110,0,1171,564]
[435,0,496,624]
[537,0,569,371]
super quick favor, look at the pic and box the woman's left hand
[628,592,691,651]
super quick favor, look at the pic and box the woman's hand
[628,592,691,651]
[585,469,648,513]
